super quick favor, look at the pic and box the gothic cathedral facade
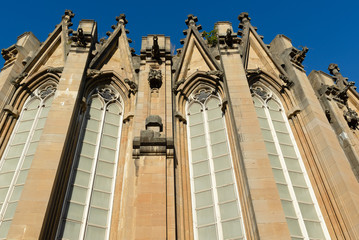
[0,10,359,240]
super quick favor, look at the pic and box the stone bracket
[3,105,19,118]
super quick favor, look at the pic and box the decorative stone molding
[344,107,359,130]
[47,67,64,74]
[3,105,19,118]
[172,78,185,95]
[290,46,308,68]
[174,111,187,124]
[279,74,294,93]
[11,72,28,86]
[148,69,162,90]
[205,70,224,80]
[87,69,103,79]
[1,45,18,66]
[124,78,138,96]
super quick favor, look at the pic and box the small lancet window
[186,88,247,240]
[251,84,331,239]
[56,86,123,240]
[0,82,57,238]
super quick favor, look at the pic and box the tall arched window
[56,86,123,240]
[186,87,246,240]
[0,82,57,238]
[251,84,330,239]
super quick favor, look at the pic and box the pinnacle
[238,12,251,23]
[328,63,340,75]
[63,10,75,21]
[185,14,198,27]
[116,14,128,25]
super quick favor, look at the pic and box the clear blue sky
[1,0,358,83]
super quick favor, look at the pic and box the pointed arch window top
[95,87,119,103]
[38,83,57,99]
[190,87,218,104]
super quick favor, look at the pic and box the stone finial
[238,12,251,23]
[185,14,198,27]
[62,10,75,21]
[328,63,340,76]
[116,14,128,25]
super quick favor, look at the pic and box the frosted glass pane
[220,201,239,220]
[36,118,47,129]
[206,98,220,110]
[189,113,204,125]
[217,185,236,203]
[258,118,270,129]
[191,135,206,149]
[94,175,112,192]
[277,184,291,199]
[86,119,101,132]
[207,108,221,121]
[62,220,81,239]
[267,100,281,111]
[81,143,96,157]
[105,112,121,125]
[190,124,205,136]
[209,130,226,145]
[22,109,38,121]
[189,102,203,114]
[107,103,121,114]
[21,155,34,170]
[261,129,273,141]
[255,106,266,118]
[281,200,296,218]
[211,142,229,157]
[272,168,286,184]
[78,156,94,172]
[85,225,106,240]
[280,144,296,158]
[39,106,51,117]
[10,185,23,201]
[191,148,208,163]
[12,132,29,144]
[195,190,213,208]
[222,219,243,239]
[31,129,42,142]
[304,221,325,239]
[194,175,211,192]
[91,191,111,209]
[0,172,14,187]
[83,130,98,144]
[98,148,116,162]
[0,220,12,238]
[299,203,319,220]
[0,188,9,203]
[88,207,108,226]
[268,154,281,168]
[215,170,234,187]
[269,110,283,121]
[265,141,277,154]
[285,158,301,172]
[0,158,19,172]
[96,161,114,176]
[289,172,306,187]
[4,201,18,219]
[74,171,91,187]
[17,120,33,132]
[89,108,102,120]
[198,225,217,240]
[213,155,231,171]
[6,144,25,158]
[272,121,288,133]
[90,97,103,109]
[67,202,84,221]
[193,161,210,177]
[208,118,223,132]
[286,218,303,237]
[276,132,291,143]
[103,124,119,136]
[197,207,215,226]
[26,142,39,155]
[71,186,88,203]
[293,187,312,203]
[101,135,117,149]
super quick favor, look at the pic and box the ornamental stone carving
[148,69,162,90]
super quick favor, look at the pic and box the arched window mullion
[263,99,309,239]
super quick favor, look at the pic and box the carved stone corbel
[47,67,64,74]
[124,78,138,96]
[205,70,224,80]
[173,79,185,95]
[3,105,19,119]
[11,72,28,86]
[175,111,187,124]
[279,74,294,93]
[148,69,162,90]
[87,69,103,79]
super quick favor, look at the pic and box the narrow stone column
[7,20,97,239]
